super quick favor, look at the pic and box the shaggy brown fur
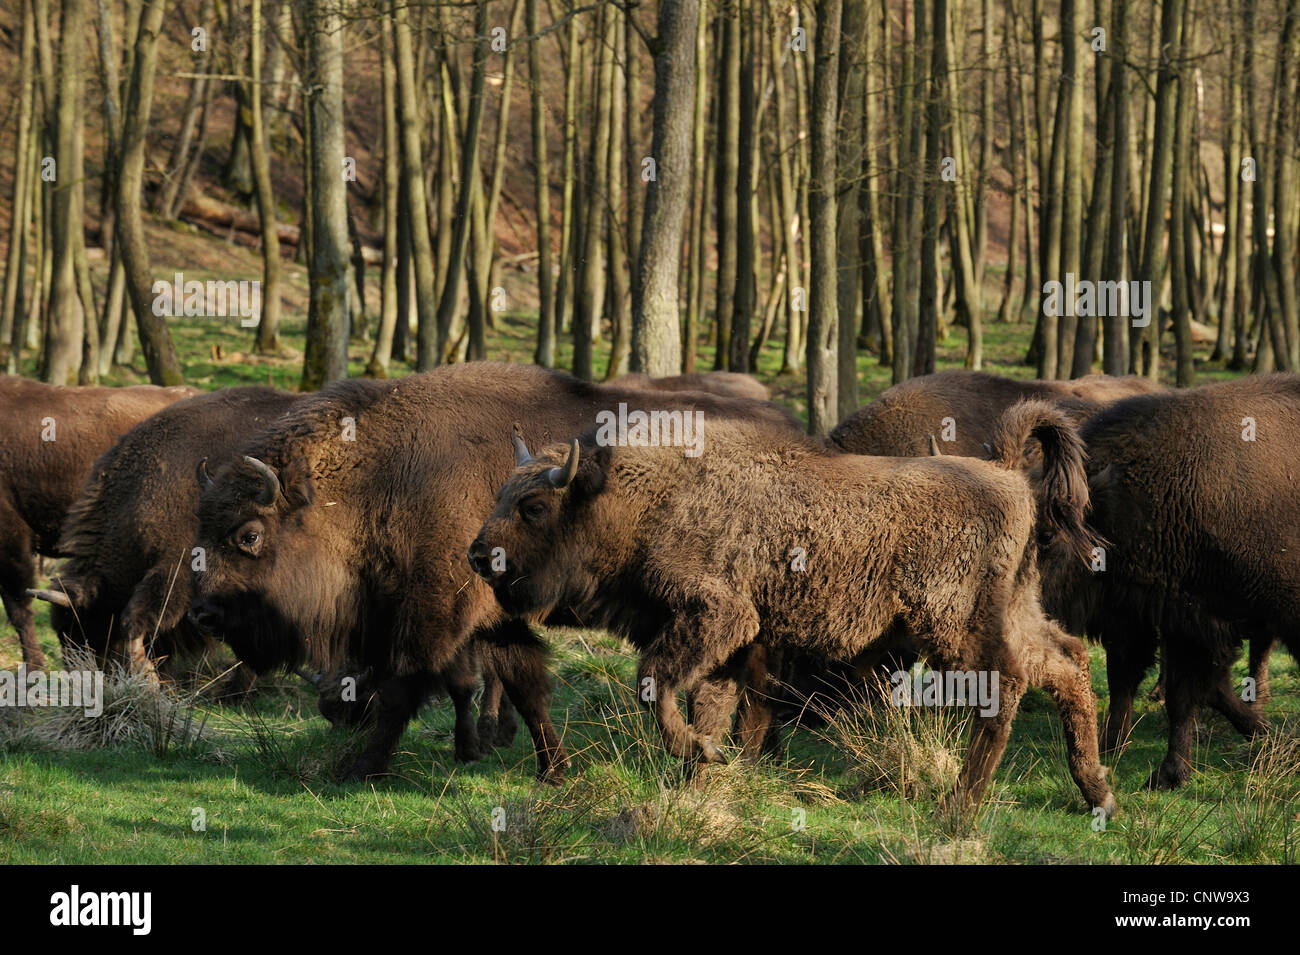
[613,371,770,401]
[190,363,795,782]
[829,370,1159,458]
[29,388,302,683]
[1040,373,1300,788]
[471,400,1116,816]
[0,377,197,667]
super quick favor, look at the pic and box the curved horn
[511,423,532,467]
[293,668,323,688]
[546,439,581,489]
[927,435,942,456]
[243,456,281,506]
[26,588,72,608]
[196,457,215,490]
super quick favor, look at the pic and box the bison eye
[237,530,263,556]
[519,500,547,522]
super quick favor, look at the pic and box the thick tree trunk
[1101,0,1131,375]
[299,0,350,389]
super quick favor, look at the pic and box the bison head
[189,453,317,673]
[468,426,610,616]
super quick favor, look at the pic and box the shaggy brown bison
[830,370,1159,457]
[28,387,302,679]
[189,363,795,783]
[1040,373,1300,789]
[0,377,197,667]
[470,400,1117,816]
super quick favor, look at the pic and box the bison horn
[26,588,72,608]
[244,456,281,506]
[196,457,215,490]
[546,439,581,489]
[511,423,532,467]
[927,435,942,456]
[293,668,323,688]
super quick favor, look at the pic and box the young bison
[470,402,1116,816]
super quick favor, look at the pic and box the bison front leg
[1248,636,1274,707]
[341,672,437,781]
[1026,625,1116,817]
[441,647,484,763]
[638,586,760,765]
[1209,665,1268,739]
[0,507,46,670]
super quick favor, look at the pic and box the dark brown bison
[189,363,796,783]
[28,387,302,679]
[470,400,1117,816]
[612,371,769,401]
[1040,373,1300,788]
[830,370,1160,458]
[0,377,197,668]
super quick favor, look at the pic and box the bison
[189,363,795,783]
[29,387,302,679]
[1040,373,1300,788]
[830,370,1160,458]
[612,371,769,402]
[470,400,1117,816]
[0,377,197,668]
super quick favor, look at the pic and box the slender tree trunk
[1272,0,1300,368]
[604,4,633,378]
[368,11,400,376]
[573,6,613,379]
[2,0,36,351]
[1169,0,1197,385]
[1073,0,1113,376]
[728,0,758,372]
[1102,0,1131,375]
[807,0,842,435]
[530,0,557,367]
[712,5,741,369]
[115,0,184,384]
[249,0,283,355]
[683,0,709,372]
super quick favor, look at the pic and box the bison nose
[187,602,221,632]
[467,539,493,578]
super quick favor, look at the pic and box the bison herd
[3,365,1297,821]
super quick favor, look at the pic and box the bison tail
[988,399,1097,565]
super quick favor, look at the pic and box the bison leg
[733,645,782,762]
[480,622,568,784]
[1026,625,1116,816]
[475,657,519,750]
[1248,636,1274,706]
[441,647,484,763]
[1099,630,1156,754]
[341,672,438,781]
[0,504,46,670]
[1147,643,1215,790]
[1209,667,1269,739]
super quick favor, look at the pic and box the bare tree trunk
[1102,0,1131,375]
[632,0,698,375]
[891,0,923,383]
[1169,0,1197,385]
[625,4,644,317]
[683,0,709,373]
[573,5,613,379]
[42,0,88,385]
[1072,0,1113,376]
[554,9,580,338]
[2,0,36,352]
[807,0,841,435]
[773,0,804,374]
[116,0,184,384]
[157,0,213,218]
[712,5,740,368]
[249,0,283,355]
[530,0,557,367]
[834,0,867,412]
[917,0,943,379]
[368,10,400,376]
[299,0,350,389]
[604,3,633,378]
[1272,0,1300,368]
[728,1,758,372]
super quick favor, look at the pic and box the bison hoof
[340,758,387,783]
[1145,762,1189,791]
[695,736,727,764]
[1094,792,1118,820]
[495,716,519,747]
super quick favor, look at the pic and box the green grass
[1,615,1295,864]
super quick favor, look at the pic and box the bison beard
[471,401,1117,817]
[1,377,198,669]
[1039,373,1300,789]
[191,363,795,783]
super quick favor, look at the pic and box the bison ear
[279,456,315,510]
[570,441,612,501]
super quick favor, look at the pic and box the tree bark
[249,0,283,355]
[807,0,841,435]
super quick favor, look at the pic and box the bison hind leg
[0,505,46,670]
